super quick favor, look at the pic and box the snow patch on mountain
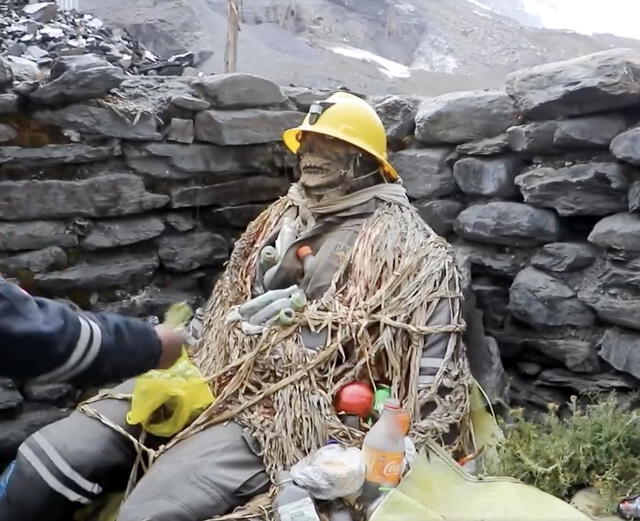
[329,45,411,78]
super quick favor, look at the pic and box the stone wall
[2,48,640,463]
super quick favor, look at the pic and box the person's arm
[0,278,182,386]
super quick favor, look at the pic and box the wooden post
[224,0,240,73]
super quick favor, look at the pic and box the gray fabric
[0,380,138,521]
[117,422,269,521]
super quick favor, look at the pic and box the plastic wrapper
[127,350,214,437]
[290,445,365,500]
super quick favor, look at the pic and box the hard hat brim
[282,125,399,182]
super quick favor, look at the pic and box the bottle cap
[384,398,401,411]
[296,245,313,259]
[276,471,293,485]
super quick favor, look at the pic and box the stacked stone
[0,54,312,456]
[386,48,640,414]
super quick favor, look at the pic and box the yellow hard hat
[282,91,399,182]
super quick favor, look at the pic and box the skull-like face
[297,132,380,200]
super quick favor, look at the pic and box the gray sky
[523,0,640,39]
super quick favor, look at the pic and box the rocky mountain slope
[67,0,640,95]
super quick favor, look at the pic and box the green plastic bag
[126,349,214,438]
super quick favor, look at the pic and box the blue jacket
[0,278,162,386]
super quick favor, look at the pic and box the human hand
[154,325,187,369]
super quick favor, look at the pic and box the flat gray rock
[629,181,640,213]
[413,199,463,236]
[588,213,640,252]
[158,232,228,272]
[453,156,522,197]
[509,267,596,328]
[454,202,560,247]
[35,104,162,141]
[193,73,285,108]
[453,240,534,278]
[456,134,510,156]
[598,327,640,380]
[30,66,124,106]
[194,109,304,145]
[553,114,628,148]
[390,148,456,200]
[415,90,518,144]
[170,95,211,111]
[166,118,195,144]
[578,285,640,331]
[81,216,166,250]
[0,93,19,114]
[507,121,559,154]
[171,176,289,208]
[0,247,67,274]
[372,95,417,144]
[206,204,268,228]
[0,124,17,143]
[35,252,160,291]
[535,368,636,393]
[0,57,13,88]
[506,49,640,120]
[0,221,77,251]
[0,142,119,167]
[515,163,629,216]
[610,126,640,166]
[531,242,598,273]
[0,175,169,221]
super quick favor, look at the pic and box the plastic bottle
[360,399,406,502]
[260,246,279,271]
[273,471,321,521]
[297,245,316,275]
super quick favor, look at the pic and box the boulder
[390,148,456,200]
[454,240,534,277]
[0,57,13,88]
[49,54,113,79]
[170,95,211,111]
[414,200,463,236]
[415,90,518,144]
[0,175,169,221]
[6,56,41,82]
[35,252,160,291]
[205,204,269,228]
[194,109,304,145]
[535,368,636,393]
[0,221,77,251]
[553,115,628,148]
[0,124,17,143]
[515,163,629,216]
[506,49,640,120]
[158,232,228,272]
[456,134,510,156]
[164,212,196,232]
[22,2,58,22]
[371,95,417,144]
[598,327,640,380]
[524,337,601,374]
[0,142,120,167]
[171,176,289,208]
[454,202,560,247]
[22,383,78,407]
[193,73,285,108]
[81,217,166,250]
[166,118,195,144]
[0,93,19,114]
[453,156,522,197]
[0,404,69,462]
[630,180,640,213]
[509,267,596,327]
[611,127,640,166]
[509,373,568,411]
[588,213,640,252]
[467,335,508,403]
[123,142,278,177]
[0,379,23,412]
[35,104,162,141]
[0,247,67,274]
[578,286,640,331]
[29,66,124,106]
[507,121,558,154]
[282,86,331,111]
[531,242,598,273]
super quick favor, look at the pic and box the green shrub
[487,395,640,508]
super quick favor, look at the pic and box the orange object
[362,445,404,486]
[334,382,374,418]
[296,245,313,259]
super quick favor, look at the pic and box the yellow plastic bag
[126,349,214,437]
